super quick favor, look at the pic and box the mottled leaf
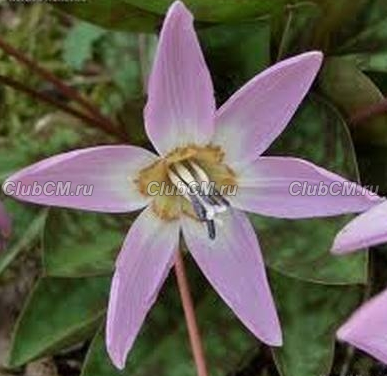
[319,57,387,145]
[63,21,106,70]
[55,1,160,32]
[0,205,47,274]
[199,19,270,104]
[81,256,257,376]
[276,2,322,59]
[271,270,362,376]
[43,209,130,277]
[8,276,110,367]
[256,96,367,284]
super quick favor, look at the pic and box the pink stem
[350,98,387,125]
[174,251,209,376]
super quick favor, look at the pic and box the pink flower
[336,288,387,365]
[331,200,387,363]
[3,1,380,369]
[332,200,387,254]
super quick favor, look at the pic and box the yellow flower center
[135,144,237,225]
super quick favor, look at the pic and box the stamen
[207,220,216,240]
[168,162,230,241]
[213,189,231,207]
[167,169,192,201]
[175,163,197,186]
[190,195,207,221]
[189,161,210,184]
[168,168,216,220]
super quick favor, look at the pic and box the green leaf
[319,57,387,145]
[0,130,85,275]
[0,205,47,274]
[276,2,322,59]
[270,270,362,376]
[8,276,110,368]
[336,52,387,73]
[124,0,360,27]
[336,9,387,73]
[255,96,367,284]
[81,257,257,376]
[43,209,129,277]
[55,1,160,32]
[99,32,142,96]
[335,0,387,53]
[340,16,387,54]
[63,21,106,70]
[120,0,295,22]
[199,19,271,103]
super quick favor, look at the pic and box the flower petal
[144,1,215,155]
[230,156,382,218]
[106,205,180,369]
[213,52,323,166]
[332,200,387,254]
[181,209,282,346]
[337,289,387,365]
[4,146,157,213]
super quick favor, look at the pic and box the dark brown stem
[0,74,124,139]
[350,98,387,125]
[174,252,209,376]
[0,36,121,137]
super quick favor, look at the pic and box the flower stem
[350,98,387,125]
[0,36,121,137]
[174,251,209,376]
[0,74,123,138]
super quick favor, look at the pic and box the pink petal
[230,156,382,219]
[213,52,323,166]
[144,1,215,155]
[332,200,387,254]
[337,288,387,365]
[181,209,282,346]
[4,146,157,213]
[106,205,180,369]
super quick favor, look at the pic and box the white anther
[167,169,191,201]
[174,163,197,185]
[189,161,210,184]
[168,163,228,229]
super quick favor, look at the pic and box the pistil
[167,161,230,240]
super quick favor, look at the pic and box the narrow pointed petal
[144,1,215,155]
[182,210,282,346]
[332,200,387,254]
[4,146,157,213]
[106,206,180,369]
[337,289,387,365]
[230,157,382,219]
[213,52,323,166]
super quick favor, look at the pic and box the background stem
[0,74,124,139]
[0,36,119,136]
[350,97,387,125]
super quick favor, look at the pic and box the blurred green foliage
[1,1,387,376]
